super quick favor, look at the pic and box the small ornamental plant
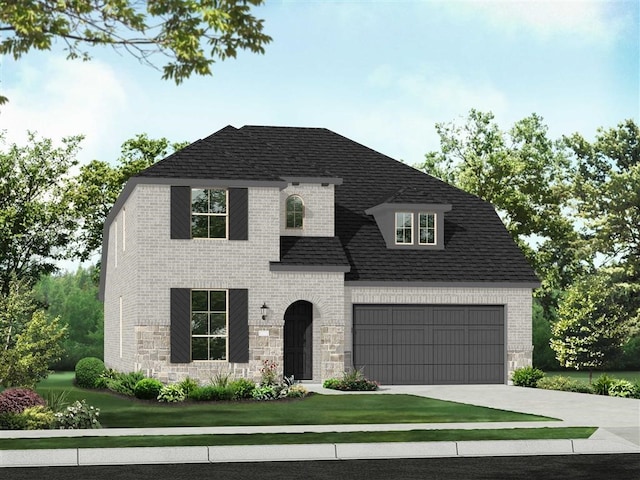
[54,400,101,429]
[260,360,278,386]
[323,369,379,391]
[0,388,46,414]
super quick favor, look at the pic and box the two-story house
[99,125,539,385]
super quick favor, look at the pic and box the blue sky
[1,0,638,167]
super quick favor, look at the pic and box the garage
[353,305,505,385]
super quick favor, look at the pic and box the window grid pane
[191,290,228,361]
[286,195,304,229]
[419,213,436,245]
[191,189,227,238]
[395,212,413,244]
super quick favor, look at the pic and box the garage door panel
[354,326,393,346]
[468,345,504,364]
[394,364,430,384]
[392,308,431,325]
[468,327,503,345]
[353,305,504,385]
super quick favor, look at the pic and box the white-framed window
[419,213,436,245]
[191,188,228,238]
[286,194,304,229]
[395,212,413,244]
[191,289,228,361]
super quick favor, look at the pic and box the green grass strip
[0,427,596,450]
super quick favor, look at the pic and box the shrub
[54,400,101,429]
[177,377,199,396]
[75,357,106,389]
[323,369,379,391]
[511,366,545,388]
[285,384,308,398]
[0,388,46,414]
[21,406,55,430]
[592,374,614,396]
[95,368,118,389]
[134,378,164,400]
[229,378,256,400]
[252,384,278,401]
[106,371,146,396]
[44,390,70,413]
[608,379,638,398]
[211,373,231,388]
[158,384,186,403]
[536,375,592,393]
[0,412,28,430]
[189,385,234,401]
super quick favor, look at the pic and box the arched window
[286,195,304,229]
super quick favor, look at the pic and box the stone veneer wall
[344,285,534,383]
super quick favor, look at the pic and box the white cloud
[2,55,129,163]
[449,0,626,45]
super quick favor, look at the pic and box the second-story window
[419,213,436,245]
[395,212,413,244]
[286,195,304,229]
[191,188,227,238]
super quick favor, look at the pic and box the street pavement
[0,384,638,467]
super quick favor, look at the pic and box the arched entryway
[284,300,313,380]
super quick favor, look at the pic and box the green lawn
[34,373,556,428]
[544,371,640,383]
[0,427,596,450]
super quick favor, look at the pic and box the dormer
[279,176,342,237]
[365,187,452,250]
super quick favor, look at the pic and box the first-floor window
[191,290,228,361]
[395,212,413,244]
[419,213,436,245]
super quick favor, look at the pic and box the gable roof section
[112,125,539,287]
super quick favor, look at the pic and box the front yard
[34,373,554,428]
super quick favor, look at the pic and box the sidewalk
[1,384,639,467]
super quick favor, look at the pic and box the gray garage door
[353,305,505,385]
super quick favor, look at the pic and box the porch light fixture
[261,303,269,320]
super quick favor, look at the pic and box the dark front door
[284,300,313,380]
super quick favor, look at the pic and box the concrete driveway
[343,384,640,446]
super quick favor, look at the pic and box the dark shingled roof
[275,236,350,269]
[135,125,539,284]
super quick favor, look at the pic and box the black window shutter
[228,188,248,240]
[228,289,249,363]
[171,186,191,239]
[170,288,191,363]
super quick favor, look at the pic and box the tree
[0,132,82,295]
[564,119,640,278]
[0,0,271,104]
[551,268,640,381]
[71,133,187,262]
[33,267,104,370]
[0,280,67,387]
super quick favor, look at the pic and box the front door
[284,300,313,380]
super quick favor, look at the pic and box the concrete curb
[1,439,638,468]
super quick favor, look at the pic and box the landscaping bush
[608,379,639,398]
[177,377,199,396]
[252,384,278,401]
[95,368,118,389]
[54,400,101,429]
[75,357,106,388]
[189,385,234,401]
[260,360,278,386]
[592,374,614,396]
[511,366,545,388]
[21,406,55,430]
[0,388,46,414]
[106,371,146,396]
[536,375,592,393]
[323,369,379,391]
[285,384,308,398]
[157,384,186,403]
[0,412,28,430]
[229,378,256,400]
[134,378,164,400]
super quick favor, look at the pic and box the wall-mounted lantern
[261,303,269,321]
